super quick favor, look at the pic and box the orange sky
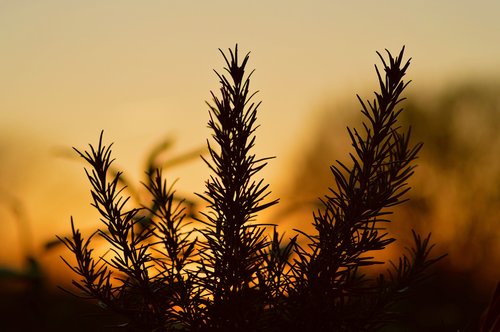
[1,1,500,283]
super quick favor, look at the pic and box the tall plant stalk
[287,47,443,331]
[195,45,278,330]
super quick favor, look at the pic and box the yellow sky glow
[1,1,500,282]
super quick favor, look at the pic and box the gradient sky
[1,1,499,275]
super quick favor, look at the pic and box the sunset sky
[1,1,499,280]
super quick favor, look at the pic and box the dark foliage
[59,45,443,331]
[285,48,444,331]
[194,46,280,331]
[58,137,200,331]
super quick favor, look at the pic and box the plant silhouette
[59,45,443,331]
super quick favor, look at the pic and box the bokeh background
[1,1,499,331]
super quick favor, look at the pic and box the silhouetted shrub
[59,45,443,331]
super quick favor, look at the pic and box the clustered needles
[59,45,443,332]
